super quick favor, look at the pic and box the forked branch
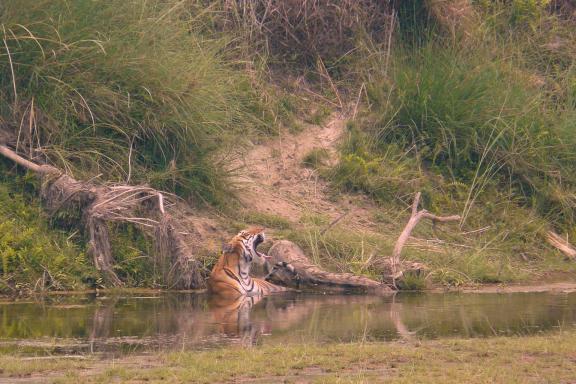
[389,192,461,282]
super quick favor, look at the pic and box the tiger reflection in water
[208,294,268,346]
[207,228,412,345]
[209,292,318,346]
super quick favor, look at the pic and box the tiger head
[224,226,270,264]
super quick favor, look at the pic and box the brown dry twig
[389,192,461,283]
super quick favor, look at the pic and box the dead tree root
[0,145,206,289]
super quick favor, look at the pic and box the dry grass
[222,0,395,66]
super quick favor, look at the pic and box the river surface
[1,291,576,355]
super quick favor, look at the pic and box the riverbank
[3,281,576,301]
[1,331,575,383]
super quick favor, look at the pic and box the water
[1,291,576,355]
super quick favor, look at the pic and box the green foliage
[109,223,154,287]
[238,212,292,230]
[304,106,332,126]
[510,0,552,27]
[299,213,330,226]
[0,161,163,292]
[0,179,93,293]
[327,124,422,203]
[285,226,391,278]
[280,199,565,285]
[395,0,437,45]
[359,38,576,227]
[396,271,427,291]
[0,0,275,206]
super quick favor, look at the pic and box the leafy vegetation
[301,147,330,169]
[0,164,92,292]
[362,42,576,225]
[318,1,576,284]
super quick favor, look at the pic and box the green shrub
[109,223,154,287]
[396,272,427,291]
[285,226,392,278]
[327,124,422,203]
[238,212,292,230]
[0,179,92,293]
[302,148,330,169]
[510,0,551,27]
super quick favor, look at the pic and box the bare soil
[458,281,576,294]
[232,112,379,232]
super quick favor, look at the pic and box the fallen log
[266,240,392,293]
[547,231,576,259]
[0,144,205,289]
[265,192,460,291]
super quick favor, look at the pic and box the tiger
[208,227,289,297]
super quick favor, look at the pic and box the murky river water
[1,291,575,355]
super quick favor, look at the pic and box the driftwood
[388,192,460,285]
[0,144,205,289]
[547,231,576,259]
[266,240,392,293]
[265,192,460,291]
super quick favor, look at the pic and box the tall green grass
[278,195,576,287]
[348,17,576,228]
[0,0,274,205]
[320,4,576,284]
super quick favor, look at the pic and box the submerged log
[266,240,392,293]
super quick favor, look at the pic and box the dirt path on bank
[232,112,379,232]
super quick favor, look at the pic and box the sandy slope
[231,112,379,232]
